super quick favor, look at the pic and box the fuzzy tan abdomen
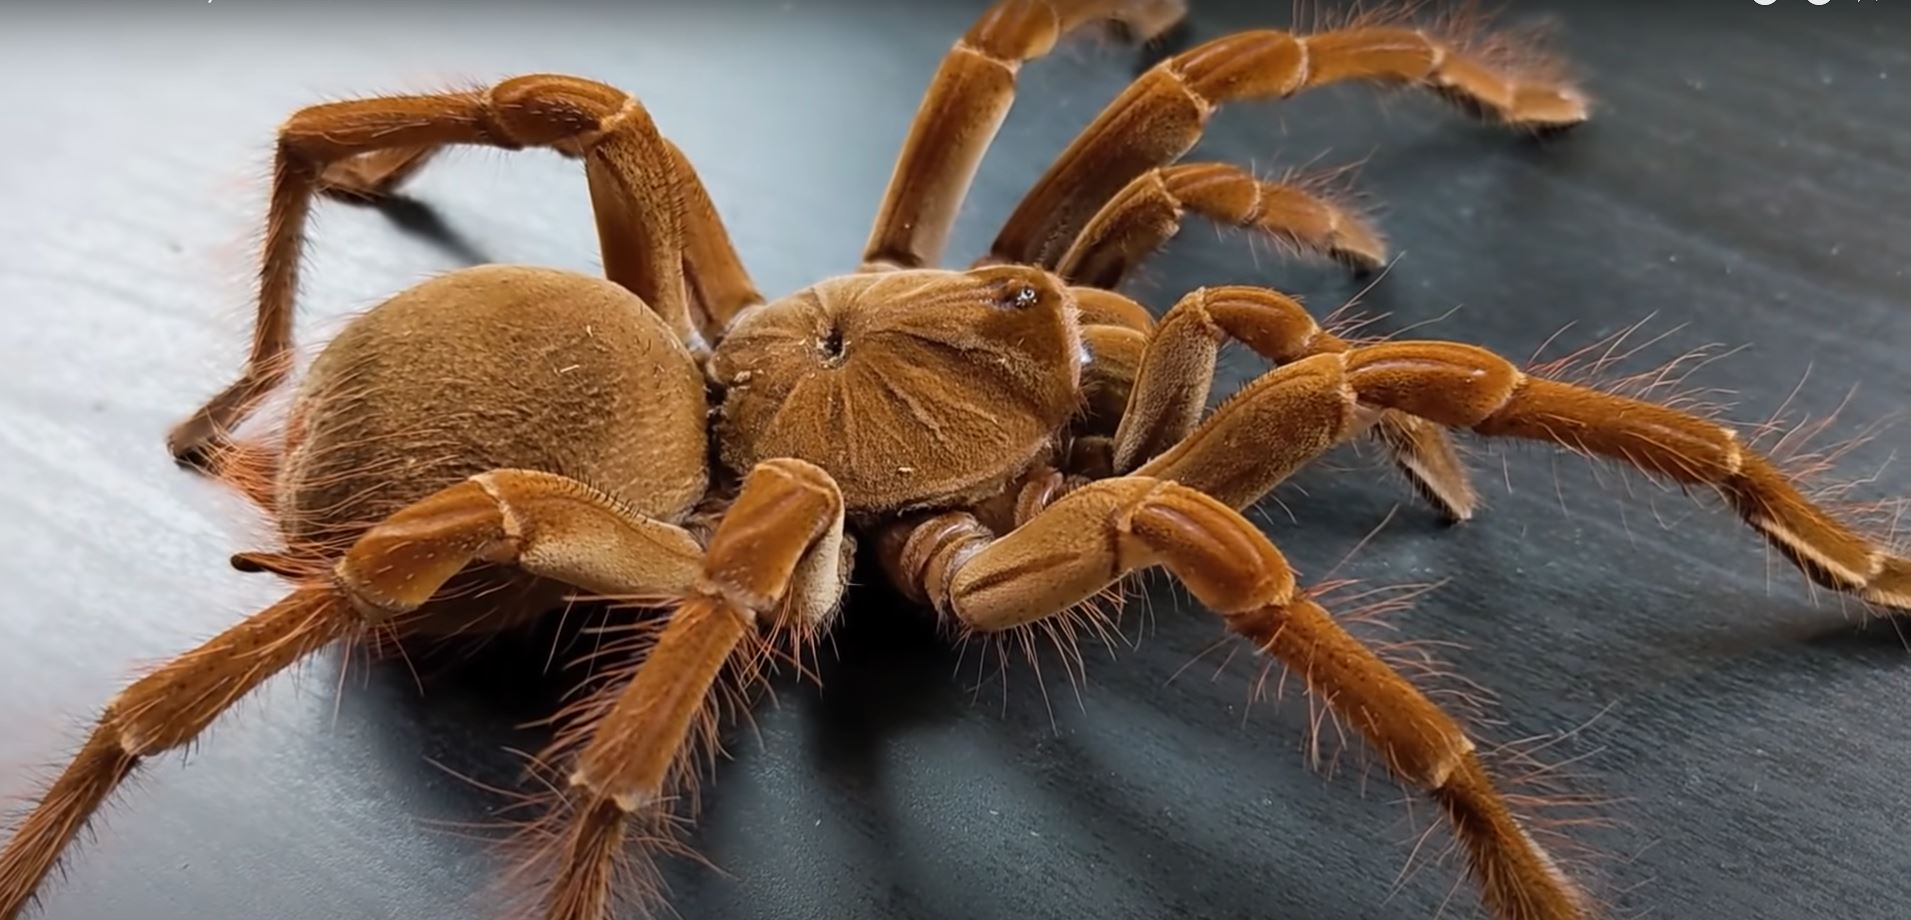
[276,265,710,559]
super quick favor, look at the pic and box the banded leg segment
[335,468,705,618]
[879,478,1589,920]
[309,137,758,332]
[0,469,704,918]
[666,140,765,333]
[0,590,351,920]
[1114,286,1476,519]
[862,0,1186,271]
[1346,342,1911,609]
[169,75,747,465]
[1137,338,1911,610]
[541,459,848,920]
[1056,163,1387,288]
[991,21,1589,268]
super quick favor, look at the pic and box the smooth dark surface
[3,2,1909,919]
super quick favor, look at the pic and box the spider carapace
[4,2,1906,920]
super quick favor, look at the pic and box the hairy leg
[1056,162,1387,288]
[535,458,848,920]
[1137,338,1911,610]
[878,478,1589,920]
[1078,323,1147,435]
[170,75,751,465]
[1072,285,1156,333]
[315,144,443,200]
[664,140,765,336]
[322,136,764,334]
[989,15,1588,268]
[862,0,1186,271]
[0,469,704,918]
[1112,285,1475,519]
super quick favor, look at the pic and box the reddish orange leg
[314,144,443,201]
[0,469,704,919]
[990,18,1589,268]
[665,140,765,335]
[169,74,757,466]
[1111,285,1476,520]
[862,0,1186,271]
[1057,162,1388,288]
[879,478,1590,920]
[536,459,848,920]
[1066,287,1156,439]
[1135,328,1911,610]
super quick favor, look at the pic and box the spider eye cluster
[1000,281,1041,310]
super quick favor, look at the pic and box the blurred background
[1,1,1907,918]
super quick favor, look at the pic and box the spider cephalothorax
[4,3,1906,920]
[711,267,1085,514]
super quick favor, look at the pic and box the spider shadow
[1621,601,1911,692]
[331,602,658,833]
[328,584,998,913]
[664,583,979,915]
[329,191,496,268]
[1035,717,1420,920]
[314,514,1902,920]
[780,574,1410,919]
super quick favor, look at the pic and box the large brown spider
[3,2,1906,919]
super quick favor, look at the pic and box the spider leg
[1068,288,1162,471]
[535,459,848,920]
[1134,329,1911,610]
[334,469,705,617]
[1056,162,1388,288]
[878,479,1590,920]
[0,469,704,918]
[862,0,1187,271]
[313,144,443,201]
[988,16,1590,269]
[1078,322,1148,440]
[1073,285,1158,333]
[1109,285,1476,520]
[169,75,759,468]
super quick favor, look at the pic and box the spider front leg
[1055,162,1389,288]
[863,0,1187,271]
[0,469,706,918]
[533,459,849,920]
[990,16,1590,269]
[1133,313,1911,610]
[1105,285,1476,520]
[879,479,1590,920]
[170,75,760,466]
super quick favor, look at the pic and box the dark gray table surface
[3,1,1908,919]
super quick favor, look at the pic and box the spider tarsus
[1867,556,1911,610]
[0,733,140,920]
[1434,755,1595,920]
[539,795,635,920]
[165,433,218,474]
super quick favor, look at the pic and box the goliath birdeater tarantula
[4,2,1906,919]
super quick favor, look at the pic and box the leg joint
[1124,483,1297,614]
[483,74,635,150]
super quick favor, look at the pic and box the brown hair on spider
[3,3,1905,920]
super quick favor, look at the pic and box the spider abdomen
[276,265,710,567]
